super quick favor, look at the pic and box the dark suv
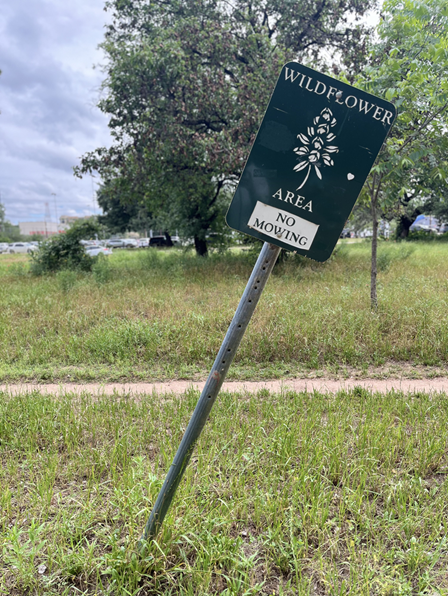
[149,236,169,247]
[149,235,181,247]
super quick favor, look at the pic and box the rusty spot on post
[212,370,220,381]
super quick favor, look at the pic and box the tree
[0,201,5,231]
[30,220,100,274]
[76,0,378,255]
[0,202,22,242]
[96,181,140,234]
[355,0,448,308]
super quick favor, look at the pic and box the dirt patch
[1,376,448,396]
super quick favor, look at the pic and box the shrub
[30,220,99,274]
[406,230,437,242]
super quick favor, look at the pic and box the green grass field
[0,241,447,382]
[2,386,448,595]
[2,242,448,594]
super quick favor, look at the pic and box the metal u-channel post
[139,242,281,546]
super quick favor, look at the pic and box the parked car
[0,242,9,253]
[149,236,168,247]
[80,240,100,247]
[409,223,437,233]
[138,238,150,247]
[106,238,138,248]
[149,235,181,247]
[439,223,448,234]
[85,246,113,257]
[7,242,38,254]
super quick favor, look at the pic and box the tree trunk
[163,231,174,247]
[370,188,378,311]
[194,236,208,257]
[396,215,413,239]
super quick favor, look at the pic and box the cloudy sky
[0,0,111,224]
[0,2,381,227]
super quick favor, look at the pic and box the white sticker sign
[248,201,319,251]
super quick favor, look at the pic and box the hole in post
[262,267,266,271]
[208,395,212,399]
[248,299,252,303]
[227,348,231,352]
[238,324,242,328]
[222,360,226,364]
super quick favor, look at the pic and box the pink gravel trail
[1,377,448,396]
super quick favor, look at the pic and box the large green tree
[96,181,141,234]
[356,0,448,308]
[0,201,21,242]
[76,0,377,255]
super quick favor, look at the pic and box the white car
[85,246,113,257]
[80,240,101,247]
[0,242,9,253]
[106,238,139,248]
[8,242,38,254]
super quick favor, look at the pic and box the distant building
[19,221,69,236]
[59,215,83,225]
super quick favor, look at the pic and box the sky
[0,0,111,224]
[0,1,381,226]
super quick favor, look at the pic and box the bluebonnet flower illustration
[293,107,339,189]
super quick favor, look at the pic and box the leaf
[293,161,309,172]
[297,133,309,144]
[315,166,322,179]
[385,88,396,101]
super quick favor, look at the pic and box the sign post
[139,62,395,546]
[139,241,281,545]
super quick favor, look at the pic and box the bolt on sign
[226,62,396,261]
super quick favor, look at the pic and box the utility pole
[44,202,51,237]
[51,193,58,231]
[90,175,97,216]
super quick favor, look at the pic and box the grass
[2,386,448,595]
[1,241,448,382]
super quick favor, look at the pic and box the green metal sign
[226,62,396,262]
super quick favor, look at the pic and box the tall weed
[56,269,79,293]
[92,255,113,285]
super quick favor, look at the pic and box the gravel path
[1,377,448,395]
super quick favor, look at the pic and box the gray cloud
[0,0,111,223]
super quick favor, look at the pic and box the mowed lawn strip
[1,241,448,382]
[1,387,448,595]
